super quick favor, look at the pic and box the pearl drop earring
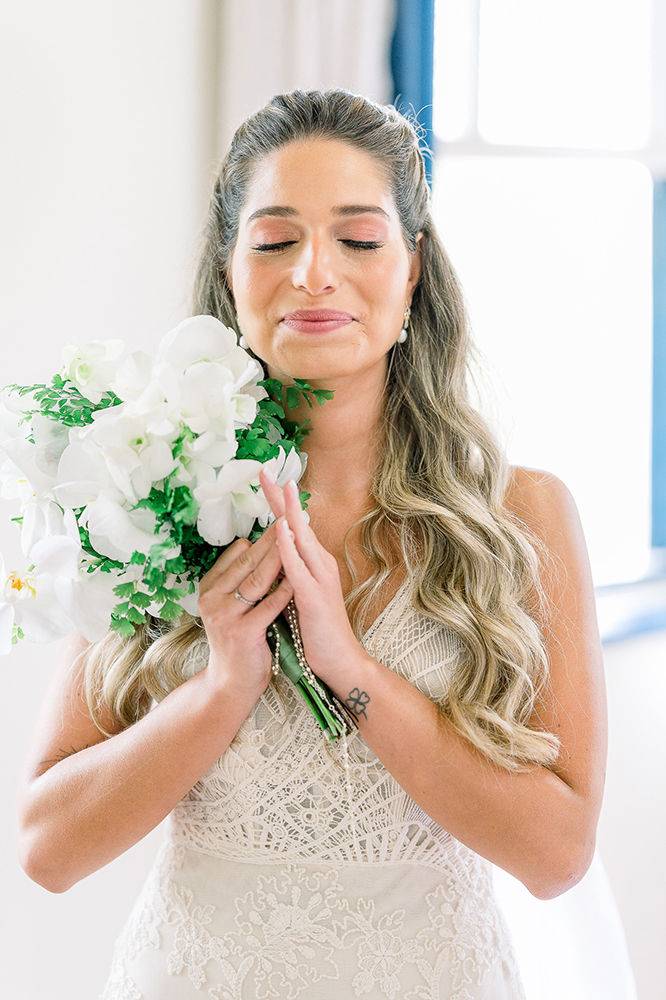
[239,335,249,349]
[398,304,411,344]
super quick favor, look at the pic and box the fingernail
[263,466,277,485]
[277,516,294,541]
[286,479,299,497]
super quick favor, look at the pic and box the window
[432,0,661,587]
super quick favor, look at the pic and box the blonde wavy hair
[85,90,559,771]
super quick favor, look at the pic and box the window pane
[433,157,653,585]
[434,0,478,141]
[478,0,651,149]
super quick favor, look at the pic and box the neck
[276,363,387,500]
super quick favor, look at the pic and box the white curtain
[216,0,396,154]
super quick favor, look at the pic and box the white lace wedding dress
[100,585,524,999]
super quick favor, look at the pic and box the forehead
[240,139,396,222]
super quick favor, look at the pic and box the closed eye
[341,240,383,251]
[252,241,298,252]
[252,239,384,253]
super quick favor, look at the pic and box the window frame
[392,0,666,640]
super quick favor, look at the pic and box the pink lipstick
[282,309,354,333]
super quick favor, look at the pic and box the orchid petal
[31,535,81,580]
[196,497,236,546]
[159,316,238,374]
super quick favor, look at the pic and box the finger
[222,522,286,595]
[259,467,286,520]
[282,479,327,577]
[275,514,315,592]
[199,537,251,588]
[200,523,277,593]
[234,535,285,604]
[245,574,294,628]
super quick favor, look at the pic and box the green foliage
[109,617,135,638]
[11,624,24,645]
[259,377,334,411]
[4,375,121,428]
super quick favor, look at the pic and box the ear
[406,232,423,303]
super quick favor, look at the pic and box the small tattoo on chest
[345,688,370,718]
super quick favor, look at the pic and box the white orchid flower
[159,315,265,392]
[1,433,57,499]
[170,429,236,492]
[177,362,262,442]
[20,499,76,559]
[61,339,124,404]
[56,563,122,642]
[83,405,177,502]
[0,404,68,501]
[27,521,122,642]
[0,555,74,655]
[81,488,178,563]
[54,430,115,508]
[111,354,181,433]
[263,446,307,488]
[194,459,270,546]
[261,447,310,524]
[158,315,239,373]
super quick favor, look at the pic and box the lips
[282,309,355,333]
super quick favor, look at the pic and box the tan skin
[17,139,607,900]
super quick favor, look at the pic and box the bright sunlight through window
[433,0,655,586]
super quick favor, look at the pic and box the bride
[17,90,606,999]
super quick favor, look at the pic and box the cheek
[370,258,411,308]
[230,259,270,315]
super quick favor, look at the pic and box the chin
[265,341,382,385]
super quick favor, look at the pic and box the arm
[266,469,607,900]
[17,526,293,893]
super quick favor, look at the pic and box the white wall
[0,1,215,386]
[0,2,215,994]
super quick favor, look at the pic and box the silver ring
[234,587,257,606]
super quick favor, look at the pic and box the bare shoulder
[504,466,601,664]
[504,466,584,549]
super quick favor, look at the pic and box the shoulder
[503,466,583,549]
[504,468,597,632]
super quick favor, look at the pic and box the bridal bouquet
[0,315,350,740]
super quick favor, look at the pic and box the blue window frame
[391,0,666,638]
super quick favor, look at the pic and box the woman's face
[228,139,421,384]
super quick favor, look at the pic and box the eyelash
[251,240,383,253]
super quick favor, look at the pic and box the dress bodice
[101,586,524,1000]
[172,584,477,882]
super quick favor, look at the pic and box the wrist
[200,656,269,711]
[326,650,382,718]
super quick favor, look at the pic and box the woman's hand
[197,523,294,696]
[259,469,370,688]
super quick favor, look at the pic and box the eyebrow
[246,204,391,222]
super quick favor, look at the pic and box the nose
[291,237,339,295]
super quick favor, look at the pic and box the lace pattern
[101,586,524,999]
[102,846,522,999]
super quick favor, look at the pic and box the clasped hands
[197,468,367,698]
